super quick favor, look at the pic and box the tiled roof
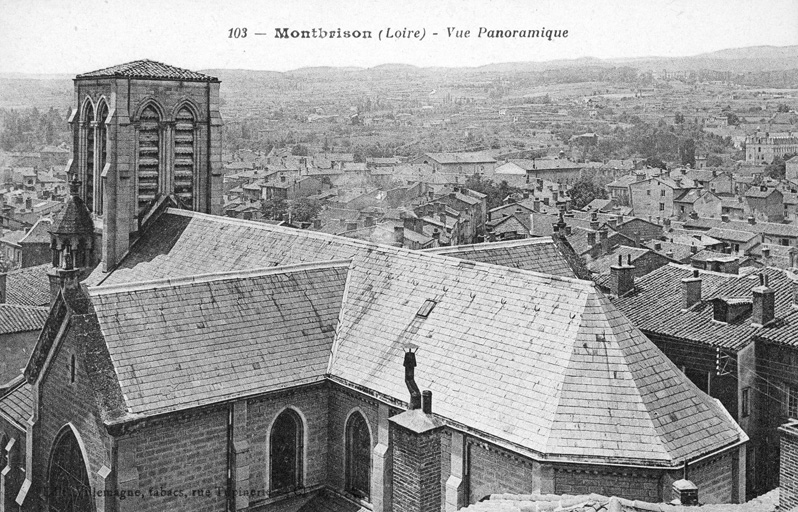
[705,227,758,244]
[461,489,778,512]
[86,210,744,465]
[425,152,496,164]
[685,217,798,238]
[7,264,51,307]
[423,238,576,278]
[89,262,348,417]
[0,304,48,334]
[745,187,780,199]
[0,230,26,246]
[19,217,52,244]
[612,265,795,351]
[76,60,217,81]
[587,247,657,276]
[0,380,32,429]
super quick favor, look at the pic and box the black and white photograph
[0,0,797,510]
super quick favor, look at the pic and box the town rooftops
[78,209,746,466]
[612,264,795,351]
[705,227,759,244]
[76,59,218,82]
[19,217,52,245]
[423,152,496,164]
[685,217,798,238]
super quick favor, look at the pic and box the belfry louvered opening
[174,107,195,208]
[137,105,160,214]
[84,102,95,211]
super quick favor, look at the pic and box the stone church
[0,61,748,512]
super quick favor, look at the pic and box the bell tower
[66,60,223,271]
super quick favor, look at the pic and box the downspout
[226,403,234,511]
[206,80,212,214]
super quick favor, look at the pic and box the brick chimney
[752,273,775,327]
[610,254,635,296]
[389,352,444,512]
[599,229,609,254]
[394,226,405,247]
[587,231,596,247]
[682,270,702,310]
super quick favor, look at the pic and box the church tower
[67,60,223,271]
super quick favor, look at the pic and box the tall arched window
[174,107,195,208]
[84,102,95,212]
[96,101,108,214]
[48,428,92,512]
[137,105,160,215]
[270,409,303,494]
[345,412,371,500]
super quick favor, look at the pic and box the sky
[1,0,797,74]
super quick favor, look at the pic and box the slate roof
[76,59,218,82]
[7,264,51,307]
[423,238,577,278]
[90,262,347,418]
[0,304,48,334]
[461,489,779,512]
[612,265,795,351]
[0,380,32,429]
[82,210,745,465]
[50,193,94,235]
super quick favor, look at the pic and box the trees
[705,154,723,168]
[464,174,522,210]
[289,198,322,224]
[569,174,608,210]
[261,197,288,220]
[764,153,796,180]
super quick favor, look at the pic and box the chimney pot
[422,390,432,414]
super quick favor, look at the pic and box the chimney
[752,273,775,327]
[599,229,609,254]
[0,273,6,303]
[312,219,321,229]
[403,349,421,409]
[394,226,405,247]
[673,479,699,506]
[432,229,440,242]
[365,216,374,227]
[389,351,444,512]
[721,214,729,223]
[608,216,618,229]
[523,190,530,199]
[690,244,698,254]
[533,197,540,211]
[565,225,572,236]
[682,270,702,310]
[421,390,432,414]
[610,254,635,296]
[763,245,771,260]
[748,216,756,225]
[25,197,32,210]
[654,242,662,251]
[589,212,600,230]
[587,231,597,247]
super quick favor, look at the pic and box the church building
[0,61,748,512]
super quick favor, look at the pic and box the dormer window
[711,297,752,324]
[417,299,436,318]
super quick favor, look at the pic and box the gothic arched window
[95,101,108,214]
[345,412,371,500]
[270,409,303,494]
[173,107,195,208]
[83,102,95,212]
[48,428,92,512]
[137,105,161,215]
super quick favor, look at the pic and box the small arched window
[345,412,371,500]
[270,409,303,494]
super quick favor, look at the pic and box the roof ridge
[422,237,552,253]
[161,209,598,288]
[89,259,352,296]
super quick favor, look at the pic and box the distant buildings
[745,132,798,164]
